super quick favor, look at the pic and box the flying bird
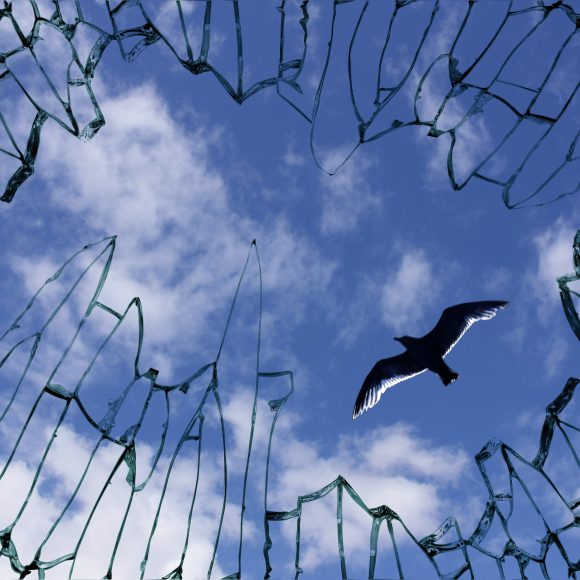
[352,301,509,419]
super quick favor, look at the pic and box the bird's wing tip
[493,300,509,313]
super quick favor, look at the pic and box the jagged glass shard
[0,232,579,577]
[265,378,580,579]
[0,1,577,206]
[0,238,294,579]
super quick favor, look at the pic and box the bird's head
[394,336,411,347]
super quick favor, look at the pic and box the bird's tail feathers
[442,369,459,386]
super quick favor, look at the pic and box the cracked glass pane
[0,233,578,578]
[0,2,579,578]
[0,1,577,206]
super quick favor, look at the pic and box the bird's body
[395,335,458,385]
[352,301,509,419]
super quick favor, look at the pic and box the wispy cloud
[269,419,470,572]
[282,145,306,169]
[532,220,575,319]
[0,421,229,579]
[208,386,472,574]
[0,369,471,578]
[530,220,576,376]
[13,83,336,380]
[319,147,381,235]
[494,219,577,373]
[403,4,506,191]
[380,248,441,335]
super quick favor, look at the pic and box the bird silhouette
[352,301,509,419]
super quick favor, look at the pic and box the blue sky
[0,1,579,578]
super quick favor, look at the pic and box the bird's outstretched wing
[352,353,427,419]
[425,301,509,358]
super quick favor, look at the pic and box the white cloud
[11,83,336,381]
[0,250,502,579]
[0,80,338,578]
[268,420,470,572]
[498,220,577,375]
[529,221,577,376]
[0,382,467,577]
[397,4,507,192]
[203,386,472,575]
[380,248,440,334]
[0,76,340,578]
[0,369,291,577]
[429,114,496,186]
[0,421,229,579]
[282,147,306,169]
[319,147,380,235]
[182,385,473,575]
[533,221,575,318]
[417,81,501,191]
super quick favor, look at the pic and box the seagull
[352,301,509,419]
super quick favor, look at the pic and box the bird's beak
[393,337,401,342]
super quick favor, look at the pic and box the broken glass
[0,233,579,578]
[0,1,577,206]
